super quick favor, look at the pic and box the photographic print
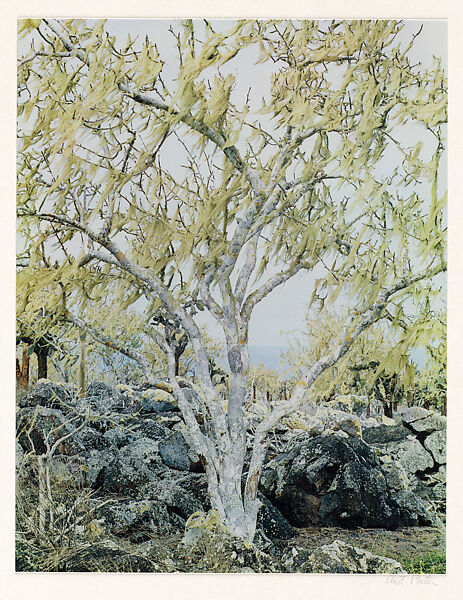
[16,18,447,574]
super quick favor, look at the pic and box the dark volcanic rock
[257,493,296,540]
[137,479,203,521]
[97,498,179,538]
[362,423,411,445]
[136,388,180,414]
[16,406,73,455]
[169,472,211,509]
[19,380,75,409]
[159,432,192,471]
[260,434,431,529]
[85,382,127,414]
[99,437,165,493]
[128,417,171,441]
[70,426,111,454]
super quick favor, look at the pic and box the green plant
[402,550,446,574]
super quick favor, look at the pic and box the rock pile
[16,380,446,572]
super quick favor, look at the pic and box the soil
[289,525,445,564]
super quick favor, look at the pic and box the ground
[289,525,445,573]
[145,524,445,573]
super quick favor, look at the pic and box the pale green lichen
[116,384,135,397]
[185,509,224,532]
[184,509,226,547]
[141,388,177,406]
[281,414,311,430]
[328,394,354,412]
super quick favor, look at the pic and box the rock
[423,466,446,506]
[137,479,203,521]
[381,437,434,474]
[19,380,75,409]
[16,406,73,455]
[16,441,25,473]
[381,415,397,426]
[99,437,165,493]
[102,427,134,449]
[129,417,172,441]
[168,472,211,509]
[392,490,434,526]
[159,432,194,471]
[260,434,431,529]
[408,414,447,434]
[298,540,406,573]
[140,388,179,414]
[380,461,410,491]
[318,461,400,528]
[83,448,118,487]
[401,406,430,423]
[85,382,127,415]
[281,545,315,572]
[335,414,363,438]
[294,406,363,439]
[257,493,296,540]
[363,423,411,445]
[97,498,178,537]
[424,430,446,464]
[69,426,111,454]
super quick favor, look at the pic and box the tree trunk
[383,401,393,418]
[16,347,30,391]
[78,329,87,398]
[36,346,48,380]
[213,462,260,541]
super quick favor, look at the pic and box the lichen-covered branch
[244,260,447,505]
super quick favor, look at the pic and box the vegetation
[17,19,446,541]
[403,550,446,574]
[284,306,446,413]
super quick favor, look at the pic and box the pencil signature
[385,574,438,586]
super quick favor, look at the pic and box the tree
[17,19,446,540]
[283,306,426,411]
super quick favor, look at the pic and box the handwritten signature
[385,574,438,586]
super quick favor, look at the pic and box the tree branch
[244,259,447,502]
[64,311,170,390]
